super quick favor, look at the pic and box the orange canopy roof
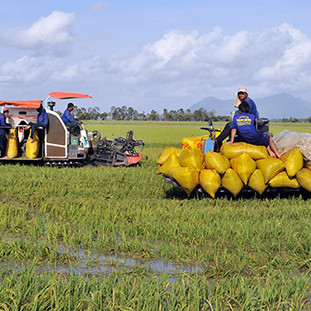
[0,100,42,109]
[49,92,92,99]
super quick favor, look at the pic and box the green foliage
[73,105,230,121]
[282,117,300,123]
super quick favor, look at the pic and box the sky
[1,0,311,115]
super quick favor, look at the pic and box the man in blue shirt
[215,87,259,149]
[227,101,282,158]
[0,107,12,157]
[61,103,82,137]
[233,87,259,120]
[25,104,49,140]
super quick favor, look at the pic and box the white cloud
[257,24,311,81]
[112,23,311,102]
[0,11,75,50]
[90,1,108,14]
[1,21,311,110]
[147,30,198,64]
[0,56,47,83]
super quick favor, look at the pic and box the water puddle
[43,247,205,275]
[0,236,203,275]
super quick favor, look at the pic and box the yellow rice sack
[296,168,311,192]
[179,148,204,170]
[172,166,199,195]
[205,150,230,174]
[256,158,285,183]
[248,169,267,195]
[221,168,244,197]
[182,135,208,149]
[26,130,40,159]
[157,147,182,165]
[220,142,269,160]
[199,169,221,198]
[230,152,256,184]
[279,148,303,178]
[268,171,299,188]
[156,152,180,176]
[6,128,18,158]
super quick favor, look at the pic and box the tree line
[61,105,231,122]
[57,105,311,122]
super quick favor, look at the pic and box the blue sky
[0,0,311,115]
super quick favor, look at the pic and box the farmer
[215,87,259,149]
[0,107,12,157]
[25,104,49,140]
[226,101,283,158]
[61,103,83,137]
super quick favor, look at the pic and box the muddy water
[0,236,203,275]
[44,247,204,275]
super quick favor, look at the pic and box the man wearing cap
[61,103,83,137]
[0,107,12,158]
[233,87,259,120]
[215,87,259,149]
[25,104,49,140]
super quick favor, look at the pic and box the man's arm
[0,115,11,129]
[43,111,49,127]
[64,109,78,123]
[246,97,259,119]
[225,128,236,144]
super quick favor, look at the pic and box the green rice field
[0,121,310,310]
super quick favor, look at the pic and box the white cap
[233,87,248,108]
[237,87,247,93]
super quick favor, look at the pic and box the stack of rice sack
[180,135,209,150]
[156,146,203,195]
[220,143,307,197]
[156,137,311,198]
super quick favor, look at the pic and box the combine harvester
[0,92,144,167]
[157,120,311,198]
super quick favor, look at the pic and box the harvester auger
[90,130,144,166]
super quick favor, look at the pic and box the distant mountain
[189,93,311,119]
[255,93,311,119]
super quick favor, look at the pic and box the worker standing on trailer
[0,107,12,158]
[61,103,83,137]
[25,104,48,140]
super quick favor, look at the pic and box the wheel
[92,130,101,140]
[97,139,105,147]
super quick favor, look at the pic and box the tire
[92,130,101,140]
